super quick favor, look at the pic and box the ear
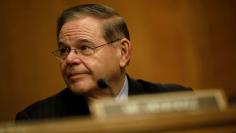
[119,38,132,68]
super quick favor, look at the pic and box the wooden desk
[1,108,236,133]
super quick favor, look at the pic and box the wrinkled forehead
[59,17,104,38]
[58,17,106,47]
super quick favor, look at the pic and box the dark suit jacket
[15,77,190,121]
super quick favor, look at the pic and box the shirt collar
[115,75,129,102]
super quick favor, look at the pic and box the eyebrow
[58,41,67,48]
[75,39,94,46]
[57,39,95,48]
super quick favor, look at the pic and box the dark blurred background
[0,0,235,122]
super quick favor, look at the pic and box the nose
[64,50,81,65]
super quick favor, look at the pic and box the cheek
[60,62,67,76]
[93,49,120,73]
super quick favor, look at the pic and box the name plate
[91,89,228,118]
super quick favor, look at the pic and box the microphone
[97,79,115,97]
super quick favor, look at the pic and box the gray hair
[57,4,130,43]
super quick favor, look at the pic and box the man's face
[58,17,122,94]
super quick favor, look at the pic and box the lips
[67,72,90,80]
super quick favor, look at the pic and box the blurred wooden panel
[1,109,236,133]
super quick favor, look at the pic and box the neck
[86,73,126,104]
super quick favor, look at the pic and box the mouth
[67,72,90,80]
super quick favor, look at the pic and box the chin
[69,81,95,94]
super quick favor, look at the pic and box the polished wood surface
[1,109,236,133]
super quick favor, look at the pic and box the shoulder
[127,76,191,95]
[15,89,71,121]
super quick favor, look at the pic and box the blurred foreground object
[1,89,236,133]
[91,89,228,118]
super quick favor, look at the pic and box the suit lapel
[127,76,146,95]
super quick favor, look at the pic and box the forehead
[58,17,104,43]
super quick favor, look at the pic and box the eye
[59,47,70,55]
[78,45,94,55]
[80,45,92,51]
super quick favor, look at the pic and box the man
[16,4,190,121]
